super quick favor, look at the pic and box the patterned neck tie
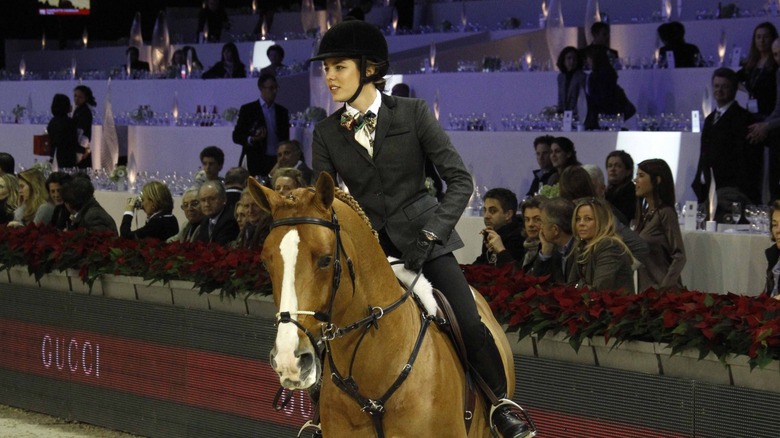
[341,110,377,156]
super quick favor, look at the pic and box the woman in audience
[8,168,54,227]
[567,197,635,292]
[605,150,636,225]
[634,159,686,291]
[168,186,203,243]
[0,174,20,225]
[271,167,307,197]
[737,22,778,118]
[72,85,96,168]
[547,136,580,186]
[202,42,247,79]
[765,200,780,298]
[556,46,586,117]
[46,172,73,230]
[47,94,85,169]
[121,180,179,240]
[182,46,205,72]
[232,189,270,249]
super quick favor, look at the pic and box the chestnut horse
[249,174,516,437]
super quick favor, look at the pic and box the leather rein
[269,210,437,438]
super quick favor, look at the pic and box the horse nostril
[298,351,314,371]
[269,348,278,369]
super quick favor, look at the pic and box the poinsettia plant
[462,263,780,369]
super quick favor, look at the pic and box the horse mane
[334,188,379,241]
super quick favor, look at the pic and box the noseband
[269,209,438,438]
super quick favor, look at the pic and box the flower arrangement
[110,165,128,182]
[539,183,559,198]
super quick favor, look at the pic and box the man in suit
[232,73,290,178]
[583,22,619,67]
[529,197,575,284]
[269,140,313,184]
[224,166,249,209]
[195,180,239,245]
[474,188,525,266]
[693,68,759,204]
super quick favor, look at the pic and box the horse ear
[314,172,335,210]
[247,176,278,213]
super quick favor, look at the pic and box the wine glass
[731,202,742,225]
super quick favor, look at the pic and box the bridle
[269,209,438,438]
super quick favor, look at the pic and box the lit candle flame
[19,58,26,78]
[392,9,398,34]
[41,33,46,51]
[718,30,726,65]
[82,28,88,48]
[542,0,548,19]
[71,58,77,79]
[525,51,533,69]
[429,43,436,71]
[252,0,257,14]
[663,0,672,19]
[261,21,267,39]
[173,92,179,120]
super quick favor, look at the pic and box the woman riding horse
[308,18,531,438]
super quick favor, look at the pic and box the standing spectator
[224,166,249,208]
[270,140,313,184]
[556,46,586,117]
[200,146,225,182]
[0,174,20,225]
[582,46,625,131]
[474,188,525,266]
[260,44,286,77]
[46,172,73,230]
[547,136,580,186]
[395,0,414,31]
[47,94,85,169]
[692,68,758,204]
[121,181,179,241]
[658,21,702,68]
[72,85,96,168]
[605,150,636,225]
[526,136,556,197]
[60,175,117,234]
[202,43,246,79]
[195,180,239,245]
[520,195,546,271]
[232,73,290,177]
[634,159,686,291]
[168,187,204,243]
[584,22,619,67]
[568,197,635,292]
[197,0,230,42]
[764,199,780,298]
[0,153,15,175]
[8,169,53,227]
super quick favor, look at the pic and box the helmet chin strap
[346,56,369,105]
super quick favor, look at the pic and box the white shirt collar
[345,89,382,117]
[716,100,735,114]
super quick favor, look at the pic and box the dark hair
[266,44,285,59]
[125,46,139,57]
[712,67,738,90]
[60,175,95,211]
[73,85,97,107]
[484,188,518,214]
[200,146,225,166]
[637,158,676,210]
[559,166,596,201]
[257,72,278,90]
[658,21,686,45]
[182,46,204,69]
[605,150,634,181]
[533,135,555,149]
[772,199,780,242]
[541,197,575,235]
[391,83,411,97]
[556,46,581,73]
[745,22,779,71]
[51,94,71,117]
[590,22,609,36]
[552,136,580,168]
[45,171,73,192]
[583,45,613,72]
[224,167,250,187]
[221,42,241,63]
[0,153,14,174]
[520,195,547,215]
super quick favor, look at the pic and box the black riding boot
[469,332,533,438]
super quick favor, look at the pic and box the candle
[429,43,436,72]
[82,28,88,48]
[19,58,26,79]
[718,30,726,66]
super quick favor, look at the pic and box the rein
[269,210,433,438]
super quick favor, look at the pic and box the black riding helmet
[310,18,389,103]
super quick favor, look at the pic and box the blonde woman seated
[0,174,20,225]
[230,188,270,249]
[271,167,307,197]
[567,197,635,293]
[8,169,54,227]
[121,181,179,241]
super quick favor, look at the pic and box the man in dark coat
[474,188,525,266]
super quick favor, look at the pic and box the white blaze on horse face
[274,230,304,384]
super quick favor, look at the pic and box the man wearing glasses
[169,186,205,243]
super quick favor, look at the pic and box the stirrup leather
[489,398,537,438]
[297,420,322,437]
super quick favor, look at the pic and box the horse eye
[317,255,333,269]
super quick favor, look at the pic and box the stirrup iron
[297,420,322,437]
[489,398,537,438]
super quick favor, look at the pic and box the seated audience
[47,94,85,169]
[568,197,635,292]
[125,47,150,73]
[224,166,250,208]
[0,152,15,175]
[231,189,271,249]
[260,44,287,77]
[270,140,313,184]
[197,0,230,43]
[169,186,204,243]
[528,197,576,284]
[196,180,239,245]
[583,22,619,67]
[556,46,586,117]
[658,21,702,68]
[46,172,73,230]
[121,181,179,241]
[182,46,205,72]
[765,200,780,298]
[203,42,247,79]
[520,195,546,271]
[9,169,54,227]
[692,68,759,205]
[604,150,636,225]
[0,174,20,225]
[200,146,225,182]
[547,136,581,186]
[526,135,556,197]
[635,159,686,291]
[271,167,307,197]
[474,188,525,266]
[60,175,118,234]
